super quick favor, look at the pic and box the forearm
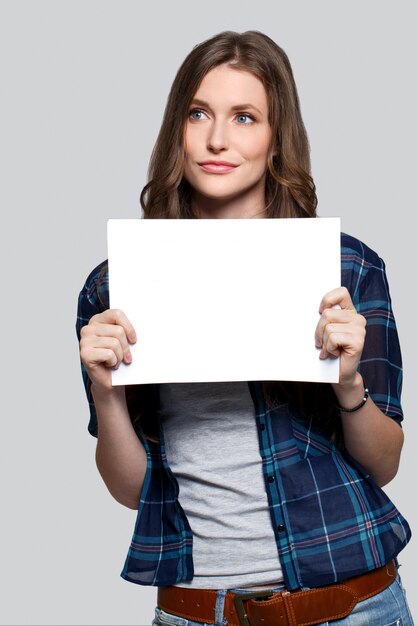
[334,374,404,487]
[92,384,148,509]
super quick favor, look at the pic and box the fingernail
[129,332,137,343]
[125,352,132,363]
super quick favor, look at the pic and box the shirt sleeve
[355,254,404,425]
[75,261,109,437]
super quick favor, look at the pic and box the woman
[76,31,413,625]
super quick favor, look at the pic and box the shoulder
[340,232,387,300]
[78,259,109,312]
[341,232,383,268]
[341,233,389,306]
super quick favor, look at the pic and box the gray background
[1,1,415,624]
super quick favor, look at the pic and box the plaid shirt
[76,232,411,590]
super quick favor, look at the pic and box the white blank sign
[108,218,340,385]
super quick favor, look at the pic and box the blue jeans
[152,572,414,626]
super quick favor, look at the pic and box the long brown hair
[140,30,317,220]
[130,31,341,445]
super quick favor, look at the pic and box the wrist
[332,372,366,410]
[91,382,127,406]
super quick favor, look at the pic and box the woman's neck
[192,190,267,219]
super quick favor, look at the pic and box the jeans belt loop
[282,590,298,626]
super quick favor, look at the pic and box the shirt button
[268,475,275,483]
[277,524,286,532]
[260,423,265,431]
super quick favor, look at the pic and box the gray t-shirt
[158,381,283,589]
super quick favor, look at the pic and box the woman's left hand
[315,287,367,388]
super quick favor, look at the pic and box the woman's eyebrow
[230,103,263,115]
[190,98,263,116]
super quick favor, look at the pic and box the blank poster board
[108,218,340,385]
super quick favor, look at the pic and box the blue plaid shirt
[76,233,411,590]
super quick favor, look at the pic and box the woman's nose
[207,120,228,152]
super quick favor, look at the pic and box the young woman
[76,31,413,626]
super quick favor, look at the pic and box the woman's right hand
[79,309,137,391]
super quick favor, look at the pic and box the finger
[83,323,133,362]
[320,328,365,359]
[315,310,366,347]
[80,345,119,370]
[80,326,132,365]
[319,287,354,314]
[89,309,137,343]
[315,309,356,344]
[90,336,125,367]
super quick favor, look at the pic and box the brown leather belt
[157,560,397,626]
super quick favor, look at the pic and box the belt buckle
[233,589,275,626]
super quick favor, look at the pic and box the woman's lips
[198,161,238,173]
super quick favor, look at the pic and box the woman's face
[183,64,273,219]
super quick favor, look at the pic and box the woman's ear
[270,142,279,158]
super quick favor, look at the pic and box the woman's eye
[236,113,254,124]
[189,109,207,121]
